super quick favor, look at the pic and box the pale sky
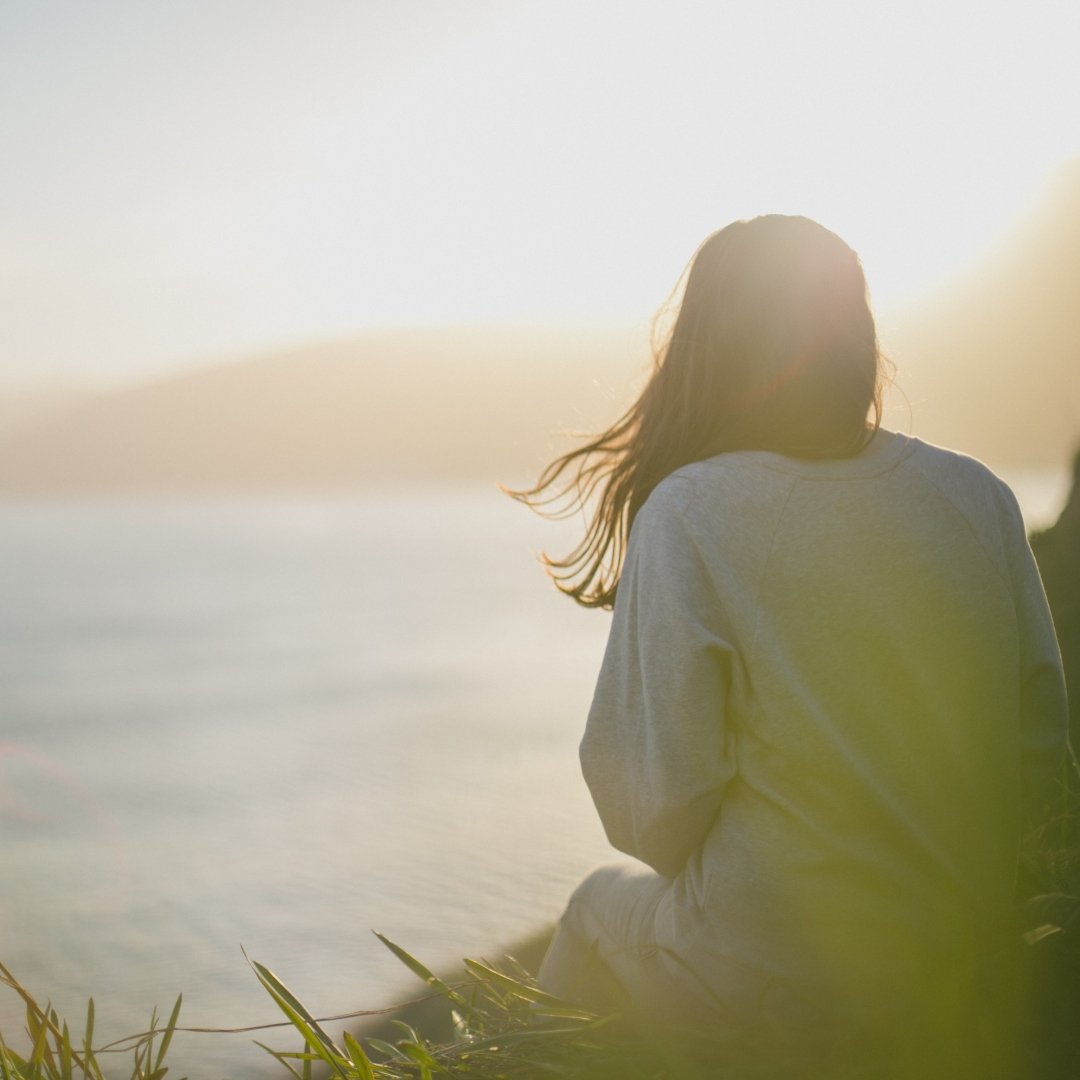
[2,0,1078,390]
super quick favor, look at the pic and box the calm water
[0,469,1069,1077]
[0,488,614,1078]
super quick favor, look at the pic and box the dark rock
[1030,446,1080,754]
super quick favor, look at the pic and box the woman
[516,216,1068,1065]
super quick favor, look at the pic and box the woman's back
[527,217,1069,1068]
[581,430,1067,1017]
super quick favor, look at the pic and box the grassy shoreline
[3,843,1079,1078]
[349,928,554,1048]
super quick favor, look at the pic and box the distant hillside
[882,159,1080,465]
[0,324,648,493]
[0,388,102,441]
[2,162,1080,494]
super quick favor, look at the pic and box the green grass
[3,780,1078,1079]
[3,916,1078,1080]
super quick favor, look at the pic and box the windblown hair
[513,215,887,609]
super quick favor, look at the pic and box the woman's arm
[580,480,737,880]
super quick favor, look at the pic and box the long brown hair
[512,215,886,610]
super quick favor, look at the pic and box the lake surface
[0,467,1069,1077]
[0,487,616,1078]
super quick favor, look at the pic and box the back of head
[513,214,885,608]
[654,214,881,460]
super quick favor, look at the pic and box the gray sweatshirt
[580,430,1068,1010]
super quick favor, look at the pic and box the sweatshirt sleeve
[580,480,737,879]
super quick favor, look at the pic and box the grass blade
[249,959,349,1078]
[342,1031,376,1080]
[366,1037,406,1062]
[399,1038,442,1072]
[253,1040,306,1080]
[27,1001,52,1071]
[153,994,182,1074]
[463,959,569,1008]
[81,997,100,1080]
[60,1022,73,1080]
[0,1032,28,1080]
[372,932,471,1012]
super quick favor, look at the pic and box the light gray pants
[536,862,987,1073]
[537,862,712,1021]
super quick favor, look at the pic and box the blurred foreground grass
[2,780,1078,1079]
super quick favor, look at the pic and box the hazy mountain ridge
[882,159,1080,465]
[0,388,103,442]
[2,163,1080,493]
[0,324,649,493]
